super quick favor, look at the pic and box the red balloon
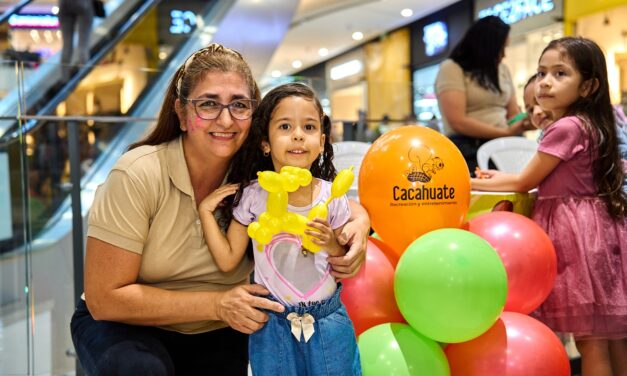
[468,211,557,314]
[368,236,399,267]
[341,238,405,335]
[446,312,570,376]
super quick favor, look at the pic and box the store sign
[8,14,59,29]
[423,21,448,57]
[478,0,554,24]
[170,10,196,34]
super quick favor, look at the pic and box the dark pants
[70,300,248,376]
[448,134,491,175]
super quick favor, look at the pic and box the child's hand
[199,184,239,213]
[305,218,344,256]
[474,167,490,179]
[474,168,500,180]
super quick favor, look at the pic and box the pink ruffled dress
[531,116,627,340]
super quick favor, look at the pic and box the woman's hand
[327,217,369,279]
[215,284,284,334]
[199,184,238,213]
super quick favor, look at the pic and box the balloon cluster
[247,165,354,253]
[336,126,568,375]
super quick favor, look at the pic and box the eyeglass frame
[182,98,258,120]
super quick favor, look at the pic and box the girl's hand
[199,184,239,213]
[478,169,501,179]
[305,218,344,256]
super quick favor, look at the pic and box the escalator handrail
[0,0,160,145]
[0,0,33,25]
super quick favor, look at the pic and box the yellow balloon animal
[247,166,355,253]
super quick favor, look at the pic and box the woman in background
[435,15,525,173]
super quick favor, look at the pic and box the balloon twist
[247,166,354,253]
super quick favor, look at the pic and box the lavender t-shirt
[233,179,351,307]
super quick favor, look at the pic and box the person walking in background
[58,0,94,81]
[472,37,626,376]
[435,16,526,173]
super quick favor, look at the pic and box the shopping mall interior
[1,0,626,374]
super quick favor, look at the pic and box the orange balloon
[359,126,470,255]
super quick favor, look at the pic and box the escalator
[0,0,228,253]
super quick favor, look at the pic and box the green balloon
[358,323,450,376]
[394,228,507,343]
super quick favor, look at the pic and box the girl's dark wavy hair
[219,82,337,226]
[541,37,625,218]
[449,15,510,93]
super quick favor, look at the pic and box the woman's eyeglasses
[184,98,257,120]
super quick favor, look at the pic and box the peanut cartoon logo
[405,145,444,183]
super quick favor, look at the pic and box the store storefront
[410,1,473,129]
[475,0,564,102]
[565,0,627,105]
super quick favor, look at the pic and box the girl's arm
[471,151,562,192]
[438,90,522,138]
[198,184,250,273]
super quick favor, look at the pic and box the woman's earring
[263,150,270,157]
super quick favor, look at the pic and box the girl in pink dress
[472,37,626,375]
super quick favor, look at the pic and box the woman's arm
[84,237,284,333]
[439,90,521,138]
[471,151,562,192]
[505,90,521,119]
[327,199,369,279]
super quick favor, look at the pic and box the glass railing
[0,75,160,374]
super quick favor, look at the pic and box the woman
[435,16,525,173]
[70,44,370,375]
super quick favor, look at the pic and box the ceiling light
[318,48,329,57]
[292,60,303,69]
[401,8,413,17]
[352,31,363,41]
[271,70,282,78]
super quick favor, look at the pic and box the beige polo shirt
[87,136,253,334]
[435,59,515,136]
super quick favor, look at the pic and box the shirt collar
[167,136,193,197]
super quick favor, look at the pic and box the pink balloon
[468,211,557,314]
[341,238,405,335]
[446,312,570,376]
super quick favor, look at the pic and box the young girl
[199,83,361,375]
[472,37,626,375]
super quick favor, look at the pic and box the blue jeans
[70,300,248,375]
[249,285,362,376]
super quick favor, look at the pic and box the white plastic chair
[332,141,370,202]
[476,137,538,173]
